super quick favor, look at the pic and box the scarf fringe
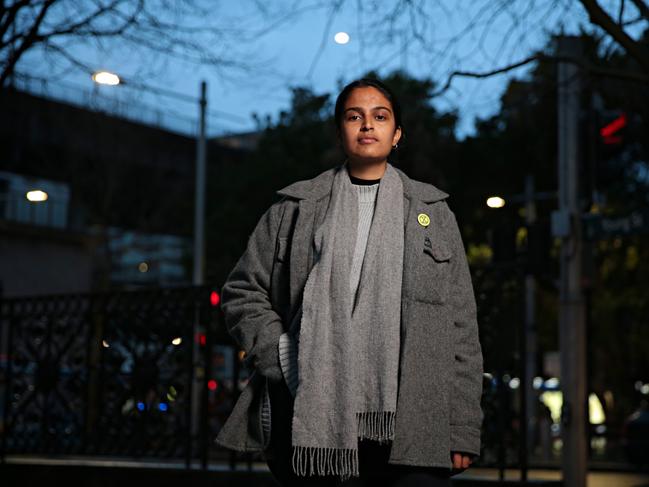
[357,410,395,443]
[291,445,359,480]
[291,411,395,480]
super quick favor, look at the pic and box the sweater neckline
[349,173,381,185]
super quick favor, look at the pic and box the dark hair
[334,78,403,133]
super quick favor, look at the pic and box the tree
[308,0,649,94]
[0,0,313,86]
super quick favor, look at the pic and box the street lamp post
[92,72,209,455]
[193,81,207,286]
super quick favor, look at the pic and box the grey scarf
[290,161,404,479]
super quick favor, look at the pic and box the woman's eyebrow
[344,106,393,113]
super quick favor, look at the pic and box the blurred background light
[486,196,506,208]
[92,71,120,86]
[26,190,48,202]
[334,32,350,44]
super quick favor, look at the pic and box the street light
[486,196,506,208]
[92,71,121,86]
[26,190,48,202]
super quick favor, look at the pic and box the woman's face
[339,86,402,166]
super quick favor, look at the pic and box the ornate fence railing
[0,286,248,467]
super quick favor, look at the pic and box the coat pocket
[413,235,452,304]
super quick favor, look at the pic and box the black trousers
[265,379,451,487]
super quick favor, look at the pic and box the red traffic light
[210,291,220,307]
[600,113,626,145]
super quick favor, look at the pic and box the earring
[392,143,398,149]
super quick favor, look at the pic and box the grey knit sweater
[261,174,380,440]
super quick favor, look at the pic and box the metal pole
[522,174,537,480]
[190,80,207,463]
[556,35,587,487]
[193,80,207,286]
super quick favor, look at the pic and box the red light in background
[207,379,218,391]
[600,113,627,145]
[199,334,206,346]
[210,291,220,307]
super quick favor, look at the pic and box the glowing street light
[91,71,121,86]
[26,190,48,202]
[486,196,506,208]
[334,32,350,44]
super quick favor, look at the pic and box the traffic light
[600,112,627,145]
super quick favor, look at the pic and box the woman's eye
[376,115,386,120]
[348,114,361,121]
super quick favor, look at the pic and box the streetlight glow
[334,32,350,44]
[92,71,121,86]
[26,190,48,202]
[486,196,506,208]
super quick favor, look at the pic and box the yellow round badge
[417,213,430,227]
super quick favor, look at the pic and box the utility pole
[191,80,208,456]
[554,35,588,487]
[523,174,536,480]
[193,80,207,286]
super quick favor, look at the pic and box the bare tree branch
[305,0,343,80]
[1,0,55,86]
[618,0,626,25]
[1,0,321,89]
[579,0,649,73]
[0,1,31,42]
[431,52,649,97]
[629,0,649,20]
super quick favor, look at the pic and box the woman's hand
[451,451,474,472]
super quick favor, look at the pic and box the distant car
[622,402,649,466]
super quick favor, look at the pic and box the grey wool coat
[215,163,484,469]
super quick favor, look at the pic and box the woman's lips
[358,137,378,144]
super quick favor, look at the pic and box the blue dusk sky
[13,1,637,139]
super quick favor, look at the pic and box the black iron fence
[0,286,247,466]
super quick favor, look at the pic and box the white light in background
[589,393,605,424]
[486,196,505,208]
[92,71,121,86]
[26,190,48,202]
[334,32,350,44]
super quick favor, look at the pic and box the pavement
[457,467,649,487]
[3,456,649,486]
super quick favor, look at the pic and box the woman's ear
[392,126,403,147]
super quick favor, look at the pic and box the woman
[215,79,483,486]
